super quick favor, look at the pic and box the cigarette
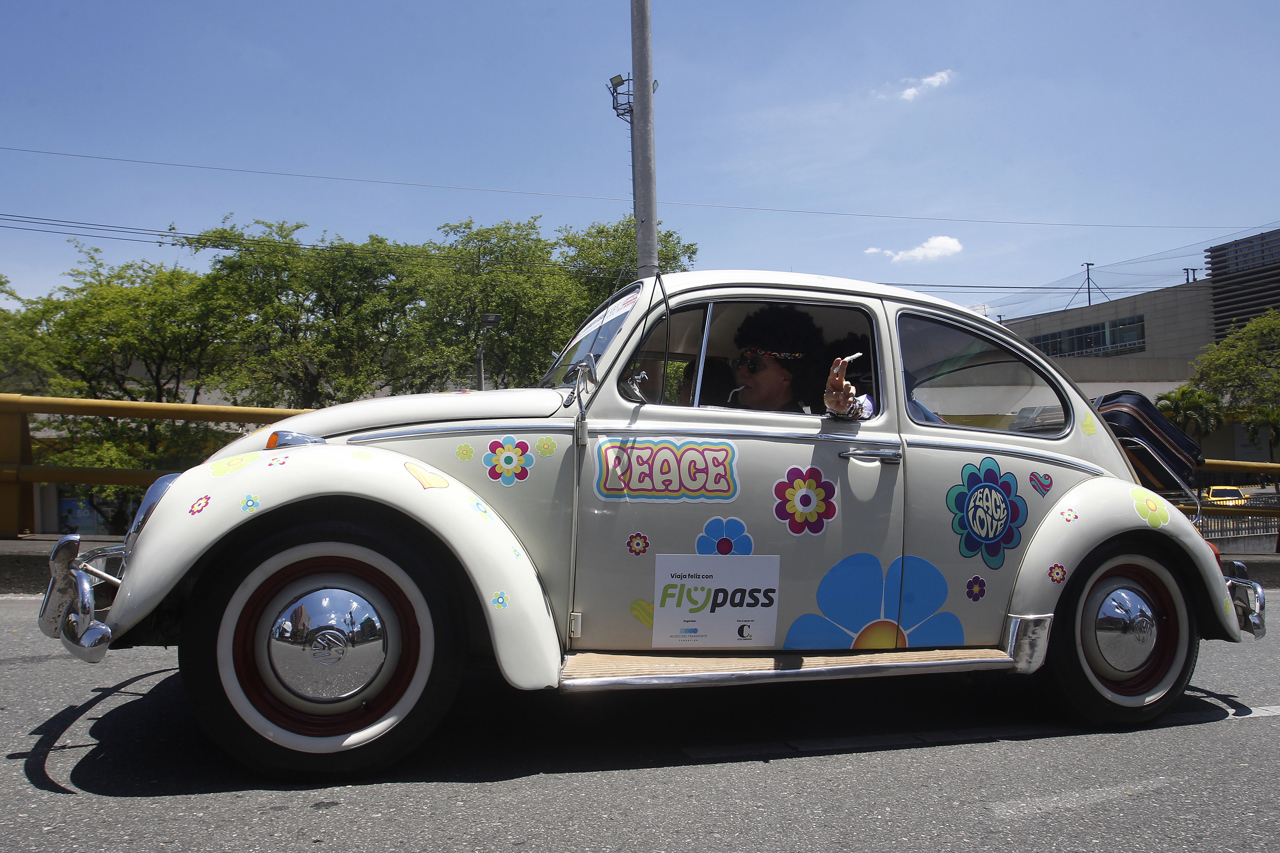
[843,352,863,363]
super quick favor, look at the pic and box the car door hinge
[575,418,589,446]
[569,611,582,638]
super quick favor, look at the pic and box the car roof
[643,270,994,327]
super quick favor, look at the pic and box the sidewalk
[2,535,1277,594]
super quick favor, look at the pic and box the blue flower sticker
[784,554,964,650]
[945,457,1027,570]
[695,517,753,556]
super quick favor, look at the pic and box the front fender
[1008,476,1239,641]
[114,444,562,689]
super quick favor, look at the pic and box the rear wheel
[1048,546,1198,724]
[180,519,461,776]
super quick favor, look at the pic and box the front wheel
[180,520,461,776]
[1048,547,1198,725]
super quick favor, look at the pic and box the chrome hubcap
[267,587,388,702]
[1093,587,1158,673]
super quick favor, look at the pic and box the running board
[559,648,1014,693]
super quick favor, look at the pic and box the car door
[570,291,908,652]
[893,307,1097,647]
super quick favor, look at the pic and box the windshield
[540,285,642,387]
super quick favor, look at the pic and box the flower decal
[773,466,838,535]
[1060,509,1079,522]
[1082,414,1098,436]
[210,452,260,478]
[456,444,474,462]
[695,517,753,555]
[483,435,536,486]
[945,457,1028,570]
[268,456,289,467]
[492,590,510,610]
[240,494,261,513]
[1131,487,1171,529]
[189,495,211,516]
[1048,563,1067,584]
[471,499,491,520]
[965,575,986,602]
[536,437,557,457]
[350,450,374,461]
[785,554,963,650]
[626,532,650,556]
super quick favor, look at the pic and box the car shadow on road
[7,663,1249,797]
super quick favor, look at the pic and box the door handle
[839,448,902,464]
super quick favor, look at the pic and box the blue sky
[3,1,1278,319]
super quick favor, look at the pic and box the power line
[0,145,1255,231]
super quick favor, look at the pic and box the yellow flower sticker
[351,450,374,461]
[1082,414,1097,436]
[1131,487,1170,529]
[210,453,261,477]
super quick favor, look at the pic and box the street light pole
[631,0,659,280]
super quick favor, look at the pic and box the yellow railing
[0,394,307,538]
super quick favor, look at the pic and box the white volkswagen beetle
[38,271,1265,775]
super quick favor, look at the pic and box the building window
[1027,315,1144,358]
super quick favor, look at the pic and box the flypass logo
[652,555,780,648]
[658,576,776,614]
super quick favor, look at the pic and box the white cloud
[900,69,953,101]
[865,236,964,263]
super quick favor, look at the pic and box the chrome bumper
[1223,561,1266,640]
[37,534,126,663]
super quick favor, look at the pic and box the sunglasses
[733,347,805,374]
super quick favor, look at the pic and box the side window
[622,299,878,414]
[898,313,1069,435]
[619,305,707,405]
[699,301,876,414]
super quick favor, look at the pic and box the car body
[1206,486,1247,506]
[38,270,1267,775]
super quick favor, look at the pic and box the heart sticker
[1029,471,1053,497]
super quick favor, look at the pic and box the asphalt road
[2,594,1277,852]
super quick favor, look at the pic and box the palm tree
[1155,386,1224,439]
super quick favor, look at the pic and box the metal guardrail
[0,393,307,538]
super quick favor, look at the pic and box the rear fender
[114,445,562,689]
[1010,476,1238,642]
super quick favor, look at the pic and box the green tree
[1154,385,1224,439]
[182,220,429,408]
[1192,309,1280,460]
[392,217,589,392]
[1,249,239,531]
[556,215,699,307]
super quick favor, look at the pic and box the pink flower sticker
[626,532,650,556]
[189,495,211,515]
[773,466,837,535]
[1048,563,1067,584]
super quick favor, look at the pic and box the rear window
[898,313,1069,436]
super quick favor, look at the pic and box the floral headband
[741,345,806,361]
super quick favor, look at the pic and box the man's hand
[824,357,858,414]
